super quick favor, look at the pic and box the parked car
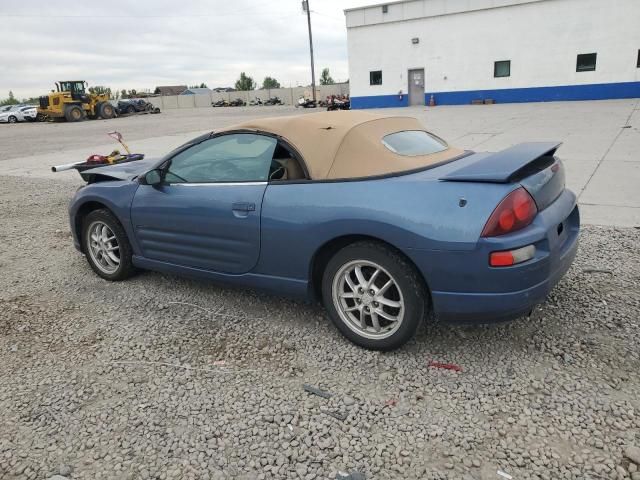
[19,105,38,121]
[66,111,579,350]
[0,104,35,123]
[116,99,160,115]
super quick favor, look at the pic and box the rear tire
[99,102,115,119]
[321,241,426,351]
[82,209,136,281]
[64,105,83,122]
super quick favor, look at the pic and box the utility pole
[302,0,317,104]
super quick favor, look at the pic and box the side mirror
[141,169,163,186]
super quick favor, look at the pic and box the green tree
[189,83,208,89]
[121,89,128,99]
[235,72,256,91]
[21,96,40,104]
[319,68,335,85]
[88,86,112,97]
[261,76,281,89]
[0,91,19,106]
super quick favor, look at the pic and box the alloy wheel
[87,221,120,274]
[331,260,405,340]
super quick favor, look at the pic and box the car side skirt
[132,256,310,300]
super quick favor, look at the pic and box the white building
[345,0,640,108]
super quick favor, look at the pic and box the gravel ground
[0,174,639,480]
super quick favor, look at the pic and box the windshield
[59,81,85,93]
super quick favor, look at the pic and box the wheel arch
[309,234,431,304]
[73,200,114,252]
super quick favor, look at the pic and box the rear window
[382,130,448,156]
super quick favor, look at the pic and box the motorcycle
[296,97,316,109]
[264,96,284,106]
[327,95,351,111]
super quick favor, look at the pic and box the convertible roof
[220,111,464,180]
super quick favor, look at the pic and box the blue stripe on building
[350,94,409,109]
[351,81,640,108]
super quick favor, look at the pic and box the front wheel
[99,102,116,119]
[82,209,135,281]
[64,105,83,122]
[322,242,426,351]
[8,115,17,123]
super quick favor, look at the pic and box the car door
[131,132,278,274]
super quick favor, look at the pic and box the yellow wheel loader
[37,81,116,122]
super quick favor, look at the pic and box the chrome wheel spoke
[366,268,380,288]
[378,279,393,295]
[370,312,381,332]
[354,265,367,286]
[377,296,401,308]
[376,309,398,322]
[344,273,357,292]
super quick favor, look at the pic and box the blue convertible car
[69,111,579,350]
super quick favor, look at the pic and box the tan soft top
[219,110,464,180]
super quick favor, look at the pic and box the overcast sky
[0,0,375,100]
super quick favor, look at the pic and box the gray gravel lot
[1,174,639,480]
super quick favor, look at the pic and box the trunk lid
[440,142,565,211]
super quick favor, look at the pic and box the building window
[370,70,383,85]
[494,60,511,78]
[637,49,640,68]
[576,53,597,72]
[382,5,388,13]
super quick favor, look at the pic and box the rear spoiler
[440,142,561,183]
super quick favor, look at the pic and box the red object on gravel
[428,360,462,372]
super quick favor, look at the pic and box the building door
[408,69,425,106]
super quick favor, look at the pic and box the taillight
[489,245,536,267]
[481,187,537,237]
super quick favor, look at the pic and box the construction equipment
[38,81,116,122]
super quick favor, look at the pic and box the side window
[165,133,277,183]
[269,142,307,181]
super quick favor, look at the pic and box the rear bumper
[408,189,580,324]
[431,224,578,323]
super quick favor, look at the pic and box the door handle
[232,202,256,212]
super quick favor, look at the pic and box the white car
[18,105,37,121]
[0,104,37,123]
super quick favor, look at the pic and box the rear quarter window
[382,130,448,156]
